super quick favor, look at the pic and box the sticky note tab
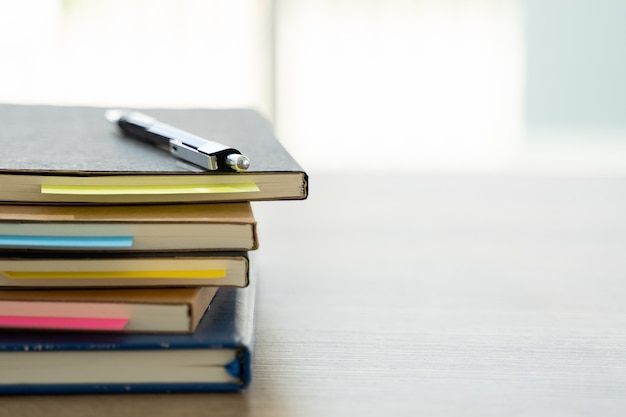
[41,183,260,195]
[0,235,133,249]
[3,270,226,280]
[0,316,129,331]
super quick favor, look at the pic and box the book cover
[0,202,259,252]
[0,251,249,288]
[0,286,218,333]
[0,282,255,393]
[0,104,308,204]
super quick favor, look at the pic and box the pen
[105,110,250,172]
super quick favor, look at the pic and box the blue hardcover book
[0,281,255,394]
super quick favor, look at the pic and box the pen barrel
[118,119,171,149]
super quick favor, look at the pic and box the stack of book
[0,104,308,394]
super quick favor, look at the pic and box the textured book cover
[0,104,308,204]
[0,202,258,252]
[0,283,256,393]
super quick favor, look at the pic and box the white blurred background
[0,0,625,174]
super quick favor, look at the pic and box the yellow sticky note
[41,183,260,195]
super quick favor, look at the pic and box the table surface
[2,172,626,417]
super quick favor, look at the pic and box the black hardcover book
[0,104,308,204]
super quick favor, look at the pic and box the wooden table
[2,172,625,416]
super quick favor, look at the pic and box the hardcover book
[0,286,218,333]
[0,104,308,204]
[0,283,255,393]
[0,202,258,252]
[0,251,249,288]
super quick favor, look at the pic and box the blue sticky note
[0,235,133,248]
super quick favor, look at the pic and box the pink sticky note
[0,316,129,331]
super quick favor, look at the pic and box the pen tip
[226,154,250,172]
[238,156,250,171]
[104,109,124,123]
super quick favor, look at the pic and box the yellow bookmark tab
[3,270,226,280]
[41,183,260,195]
